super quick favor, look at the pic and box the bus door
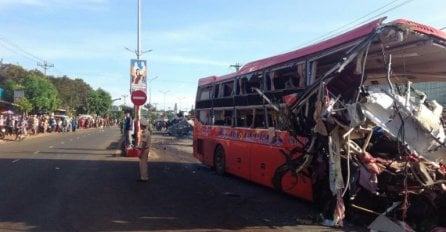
[223,108,256,179]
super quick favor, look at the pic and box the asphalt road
[0,127,365,231]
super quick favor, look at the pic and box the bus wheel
[214,146,225,175]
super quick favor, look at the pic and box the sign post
[131,90,147,106]
[126,0,150,156]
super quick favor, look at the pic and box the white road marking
[12,159,20,163]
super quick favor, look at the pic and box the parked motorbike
[15,128,25,141]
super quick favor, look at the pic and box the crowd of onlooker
[0,113,118,141]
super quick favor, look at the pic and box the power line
[291,0,415,51]
[0,40,40,64]
[0,36,44,63]
[304,0,400,46]
[0,35,56,76]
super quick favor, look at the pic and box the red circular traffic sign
[131,90,147,106]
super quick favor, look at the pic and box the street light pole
[176,96,183,114]
[159,90,170,112]
[121,94,128,106]
[147,76,158,106]
[109,98,122,115]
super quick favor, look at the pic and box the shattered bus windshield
[193,17,446,230]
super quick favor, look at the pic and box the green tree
[3,79,16,102]
[15,97,33,114]
[96,88,112,116]
[0,64,29,86]
[85,88,112,116]
[50,76,93,114]
[23,75,61,114]
[85,89,99,115]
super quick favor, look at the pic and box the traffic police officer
[138,119,152,181]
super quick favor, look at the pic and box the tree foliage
[15,97,33,113]
[23,74,61,113]
[50,76,92,112]
[85,88,112,116]
[0,63,114,116]
[0,64,30,86]
[3,79,16,102]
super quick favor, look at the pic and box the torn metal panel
[360,89,446,163]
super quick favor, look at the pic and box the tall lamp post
[121,94,128,106]
[124,0,149,148]
[176,96,183,114]
[109,98,121,119]
[159,90,170,113]
[147,76,158,106]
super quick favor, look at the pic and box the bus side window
[223,81,234,97]
[273,71,297,90]
[236,109,253,128]
[197,110,211,125]
[265,72,272,91]
[253,111,266,128]
[246,74,262,93]
[237,77,247,95]
[198,86,212,100]
[213,110,225,125]
[297,63,305,88]
[269,71,276,91]
[224,110,233,126]
[214,84,220,99]
[266,109,277,128]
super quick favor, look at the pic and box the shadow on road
[0,156,334,231]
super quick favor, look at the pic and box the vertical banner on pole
[130,59,147,93]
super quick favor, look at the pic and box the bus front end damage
[285,20,446,230]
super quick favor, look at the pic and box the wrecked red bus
[193,17,446,230]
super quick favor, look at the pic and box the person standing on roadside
[124,112,133,146]
[71,116,77,132]
[138,119,152,182]
[7,115,14,136]
[0,115,4,129]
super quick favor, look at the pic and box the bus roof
[197,17,446,86]
[390,18,446,40]
[197,75,217,86]
[237,17,384,76]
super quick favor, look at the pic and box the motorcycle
[15,127,25,141]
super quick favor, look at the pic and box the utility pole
[147,76,158,106]
[229,62,241,72]
[37,61,54,76]
[159,90,170,112]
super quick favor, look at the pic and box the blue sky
[0,0,445,111]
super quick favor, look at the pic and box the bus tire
[214,145,226,175]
